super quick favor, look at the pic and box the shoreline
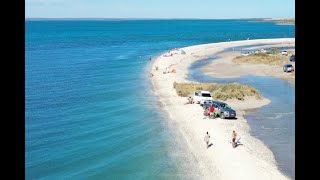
[200,44,295,85]
[149,38,294,179]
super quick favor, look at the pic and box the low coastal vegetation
[258,18,295,25]
[173,82,262,101]
[233,49,294,65]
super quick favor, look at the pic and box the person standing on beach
[204,132,210,148]
[232,130,237,147]
[209,105,215,118]
[203,108,209,119]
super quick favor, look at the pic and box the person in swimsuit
[232,130,237,147]
[204,132,210,149]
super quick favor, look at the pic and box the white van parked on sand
[193,90,213,105]
[281,50,288,56]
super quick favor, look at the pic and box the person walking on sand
[232,130,237,147]
[204,132,210,148]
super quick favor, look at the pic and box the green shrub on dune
[174,82,211,97]
[233,53,288,65]
[174,82,262,101]
[266,49,281,55]
[233,49,295,65]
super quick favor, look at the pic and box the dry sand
[150,38,294,179]
[201,45,295,84]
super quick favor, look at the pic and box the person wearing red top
[209,105,215,118]
[209,106,215,113]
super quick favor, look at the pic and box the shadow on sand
[233,142,243,148]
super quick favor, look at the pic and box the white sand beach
[150,38,294,179]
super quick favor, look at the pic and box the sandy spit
[149,38,294,179]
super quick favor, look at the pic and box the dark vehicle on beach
[290,54,295,61]
[204,101,236,119]
[283,64,294,72]
[202,100,214,109]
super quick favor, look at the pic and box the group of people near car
[185,97,241,149]
[203,105,219,119]
[187,97,218,119]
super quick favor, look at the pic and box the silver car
[283,64,294,72]
[211,101,237,119]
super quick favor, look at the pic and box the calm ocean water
[26,20,294,179]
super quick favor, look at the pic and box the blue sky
[26,0,295,19]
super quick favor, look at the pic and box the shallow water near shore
[188,48,295,179]
[26,20,294,179]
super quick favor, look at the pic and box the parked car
[205,101,237,119]
[241,52,249,56]
[290,54,295,61]
[283,64,294,72]
[203,100,215,109]
[282,50,288,56]
[202,100,214,109]
[193,90,213,105]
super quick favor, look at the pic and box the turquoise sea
[26,20,295,179]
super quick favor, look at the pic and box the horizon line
[25,17,294,21]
